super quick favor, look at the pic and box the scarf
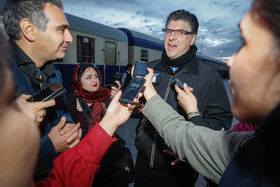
[72,64,111,104]
[161,45,197,75]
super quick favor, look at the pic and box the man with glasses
[134,9,232,187]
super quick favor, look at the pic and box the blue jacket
[9,58,73,177]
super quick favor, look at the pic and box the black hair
[251,0,280,49]
[77,63,101,83]
[0,31,13,107]
[126,64,132,70]
[3,0,63,40]
[165,9,199,34]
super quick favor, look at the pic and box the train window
[141,49,148,62]
[105,41,117,65]
[77,35,95,63]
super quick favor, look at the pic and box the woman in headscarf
[66,63,132,187]
[67,63,120,138]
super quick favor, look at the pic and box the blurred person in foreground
[0,30,138,186]
[134,9,232,187]
[2,0,81,180]
[140,0,280,185]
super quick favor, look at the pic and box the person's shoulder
[197,59,220,75]
[147,59,161,68]
[66,93,77,103]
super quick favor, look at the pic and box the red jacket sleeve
[36,123,115,187]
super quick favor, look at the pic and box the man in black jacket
[134,9,232,187]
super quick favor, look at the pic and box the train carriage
[0,3,229,94]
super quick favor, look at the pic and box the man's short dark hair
[165,9,199,34]
[3,0,63,40]
[126,64,132,70]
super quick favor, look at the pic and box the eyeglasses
[162,28,194,37]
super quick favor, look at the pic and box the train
[0,5,229,94]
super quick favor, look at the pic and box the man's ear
[19,18,36,42]
[190,34,197,46]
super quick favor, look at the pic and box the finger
[133,92,143,105]
[175,84,184,94]
[16,94,32,103]
[41,99,56,108]
[131,65,135,77]
[111,84,118,90]
[171,158,181,166]
[19,94,32,101]
[182,83,192,93]
[112,90,122,102]
[64,123,81,143]
[127,103,135,111]
[66,131,79,144]
[145,68,154,80]
[78,128,82,139]
[163,149,178,158]
[116,81,121,89]
[147,67,154,74]
[68,138,80,149]
[56,116,67,130]
[37,109,46,118]
[35,116,44,124]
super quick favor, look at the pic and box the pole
[200,37,204,54]
[220,50,223,62]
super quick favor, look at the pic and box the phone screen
[134,61,147,78]
[31,83,65,102]
[120,78,146,105]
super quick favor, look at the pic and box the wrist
[99,116,117,137]
[144,83,157,100]
[187,111,202,119]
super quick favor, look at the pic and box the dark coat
[9,51,73,179]
[135,51,232,170]
[220,103,280,186]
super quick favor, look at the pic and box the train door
[104,40,119,87]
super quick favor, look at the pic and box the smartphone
[174,77,184,89]
[133,61,147,78]
[120,78,146,105]
[29,83,66,102]
[113,73,122,88]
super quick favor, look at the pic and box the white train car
[0,2,228,92]
[118,28,164,64]
[64,13,129,67]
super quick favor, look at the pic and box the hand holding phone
[174,77,184,90]
[119,78,146,105]
[120,61,147,105]
[29,83,66,102]
[133,61,147,78]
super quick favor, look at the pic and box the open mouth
[168,44,177,48]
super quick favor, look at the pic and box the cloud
[61,0,252,59]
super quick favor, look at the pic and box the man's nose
[64,29,73,44]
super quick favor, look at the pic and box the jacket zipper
[150,75,174,168]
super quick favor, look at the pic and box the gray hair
[3,0,63,40]
[165,9,199,37]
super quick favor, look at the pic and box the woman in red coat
[0,32,137,187]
